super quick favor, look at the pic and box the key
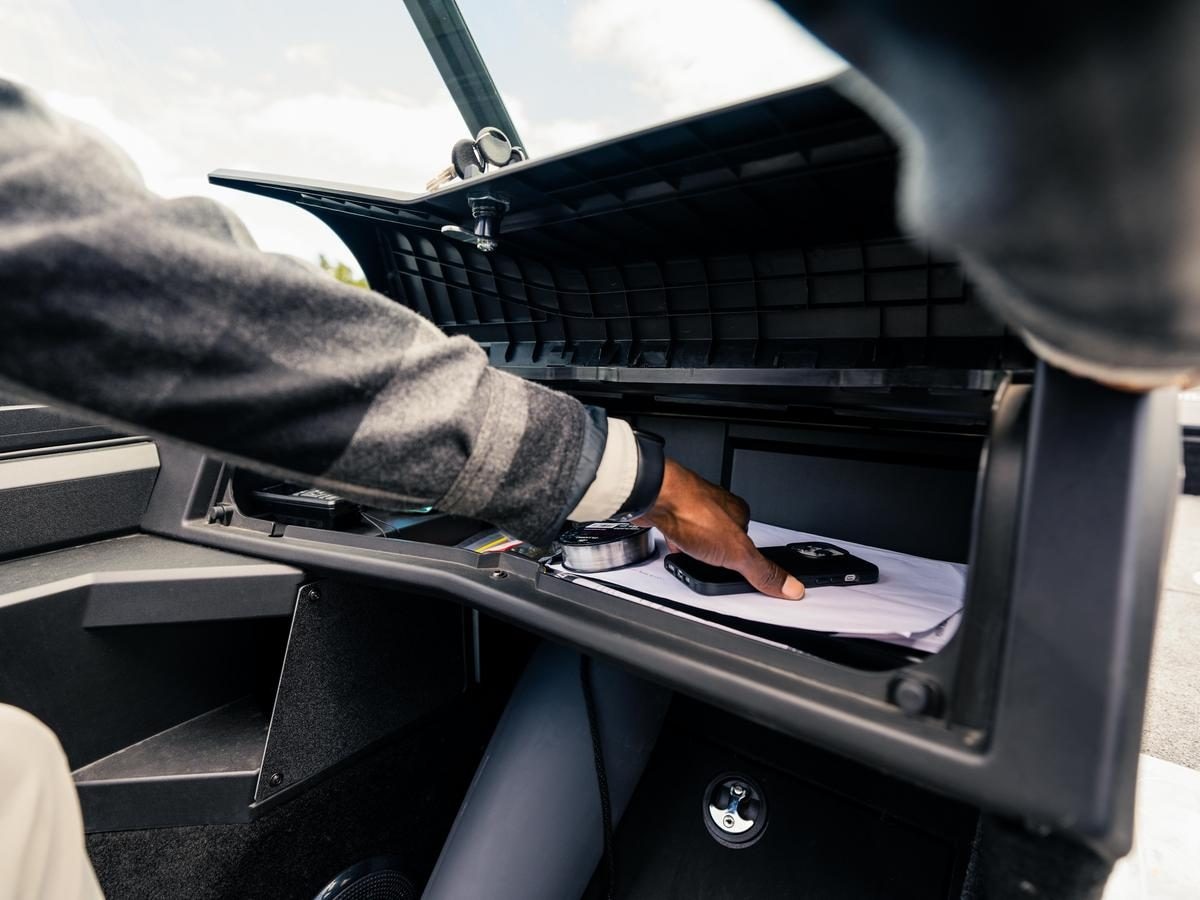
[425,165,457,192]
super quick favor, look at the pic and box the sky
[0,0,844,275]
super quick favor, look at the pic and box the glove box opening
[214,375,1006,678]
[185,82,1172,856]
[207,79,1029,675]
[545,382,1001,672]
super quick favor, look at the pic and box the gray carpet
[1142,495,1200,770]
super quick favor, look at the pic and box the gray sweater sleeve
[0,79,604,545]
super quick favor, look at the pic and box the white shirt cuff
[566,417,639,522]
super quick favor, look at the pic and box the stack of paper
[550,521,964,652]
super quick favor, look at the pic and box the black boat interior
[0,62,1177,900]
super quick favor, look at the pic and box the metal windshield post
[402,0,526,152]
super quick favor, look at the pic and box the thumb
[730,540,804,600]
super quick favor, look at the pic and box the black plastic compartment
[211,82,1033,383]
[0,524,471,833]
[213,391,983,673]
[198,81,1176,862]
[208,81,1012,673]
[142,362,1174,862]
[583,697,976,899]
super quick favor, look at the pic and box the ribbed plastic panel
[385,231,999,370]
[213,83,1031,376]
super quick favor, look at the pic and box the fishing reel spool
[559,521,657,574]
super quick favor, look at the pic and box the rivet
[207,504,233,525]
[891,676,937,715]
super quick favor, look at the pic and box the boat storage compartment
[183,81,1178,861]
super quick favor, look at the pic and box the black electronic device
[664,542,879,596]
[250,483,358,529]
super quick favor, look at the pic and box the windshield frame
[402,0,524,149]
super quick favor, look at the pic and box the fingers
[640,458,792,599]
[729,538,805,601]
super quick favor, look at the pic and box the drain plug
[703,773,768,849]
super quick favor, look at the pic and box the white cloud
[527,118,607,156]
[0,0,109,91]
[503,93,606,157]
[570,0,845,115]
[32,78,477,274]
[3,0,842,277]
[245,91,464,181]
[283,42,331,66]
[208,189,360,263]
[0,1,470,272]
[40,89,362,269]
[176,46,225,67]
[44,91,185,194]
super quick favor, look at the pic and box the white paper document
[551,521,965,638]
[835,611,963,653]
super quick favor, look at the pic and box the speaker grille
[328,870,414,900]
[315,858,415,900]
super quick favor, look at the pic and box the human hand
[635,459,804,600]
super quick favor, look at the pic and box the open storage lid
[211,80,1033,395]
[197,77,1176,864]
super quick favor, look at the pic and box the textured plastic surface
[75,697,267,832]
[254,579,468,804]
[0,444,158,560]
[140,367,1177,860]
[0,402,118,454]
[0,533,301,626]
[211,83,1032,381]
[0,569,290,769]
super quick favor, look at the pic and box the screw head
[892,676,938,716]
[306,587,321,602]
[489,570,508,580]
[207,504,233,525]
[731,783,746,798]
[268,772,284,788]
[721,814,736,830]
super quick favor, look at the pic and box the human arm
[0,80,799,596]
